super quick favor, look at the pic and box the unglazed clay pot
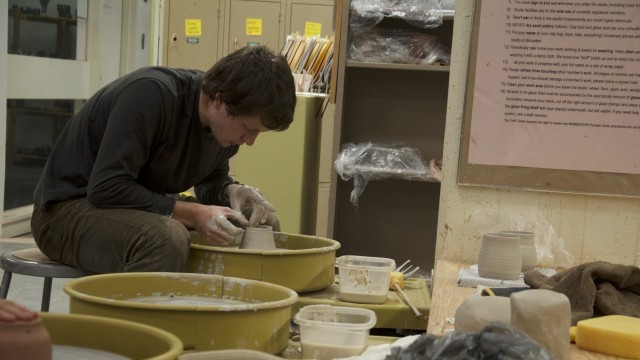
[240,225,276,250]
[0,317,52,360]
[477,232,522,280]
[500,230,537,271]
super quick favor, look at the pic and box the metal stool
[0,247,85,311]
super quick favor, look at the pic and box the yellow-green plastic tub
[64,272,298,354]
[188,232,341,293]
[40,312,183,360]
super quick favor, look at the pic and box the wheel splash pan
[188,232,341,293]
[40,312,183,360]
[64,272,298,354]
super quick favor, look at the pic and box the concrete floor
[0,236,71,313]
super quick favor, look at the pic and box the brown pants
[31,198,190,273]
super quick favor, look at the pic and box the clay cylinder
[511,289,570,360]
[240,225,276,250]
[454,296,511,333]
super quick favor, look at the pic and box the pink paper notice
[468,0,640,174]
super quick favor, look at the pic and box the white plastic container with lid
[335,255,396,304]
[294,305,377,360]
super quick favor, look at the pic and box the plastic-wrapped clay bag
[348,28,450,65]
[350,0,445,30]
[385,322,553,360]
[334,143,442,206]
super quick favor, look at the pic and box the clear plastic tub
[294,305,377,360]
[335,255,396,304]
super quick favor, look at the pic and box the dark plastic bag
[386,323,554,360]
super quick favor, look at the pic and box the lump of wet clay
[454,296,511,333]
[510,289,570,360]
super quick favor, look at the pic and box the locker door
[288,0,334,38]
[166,0,223,71]
[227,0,283,54]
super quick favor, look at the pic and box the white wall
[436,0,640,267]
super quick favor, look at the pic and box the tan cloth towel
[524,261,640,325]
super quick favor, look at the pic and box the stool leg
[41,277,52,312]
[1,271,12,299]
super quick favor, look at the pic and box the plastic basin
[188,232,341,293]
[41,312,183,360]
[64,272,298,354]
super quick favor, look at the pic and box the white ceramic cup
[240,225,276,250]
[477,232,522,280]
[500,230,537,272]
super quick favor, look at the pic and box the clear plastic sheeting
[440,0,455,11]
[348,28,450,65]
[335,143,442,206]
[350,0,447,29]
[470,209,576,270]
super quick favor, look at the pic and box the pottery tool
[390,260,426,321]
[391,276,426,321]
[395,259,420,279]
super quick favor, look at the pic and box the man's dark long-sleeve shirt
[34,66,239,215]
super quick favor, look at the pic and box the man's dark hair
[202,46,296,131]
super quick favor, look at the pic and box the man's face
[199,93,268,147]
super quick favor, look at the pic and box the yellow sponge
[569,326,576,343]
[575,315,640,359]
[389,271,404,290]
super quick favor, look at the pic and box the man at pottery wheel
[30,46,296,273]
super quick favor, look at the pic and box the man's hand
[172,202,248,245]
[226,184,280,229]
[205,211,245,243]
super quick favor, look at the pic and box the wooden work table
[427,259,627,360]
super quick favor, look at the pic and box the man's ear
[212,92,223,109]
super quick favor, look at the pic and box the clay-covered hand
[194,206,248,245]
[226,184,279,228]
[0,299,39,322]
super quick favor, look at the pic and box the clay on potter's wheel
[0,317,52,360]
[510,289,571,360]
[454,296,511,333]
[240,225,276,250]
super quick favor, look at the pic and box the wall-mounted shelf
[347,61,450,72]
[324,0,454,272]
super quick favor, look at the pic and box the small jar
[500,230,538,272]
[478,232,522,280]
